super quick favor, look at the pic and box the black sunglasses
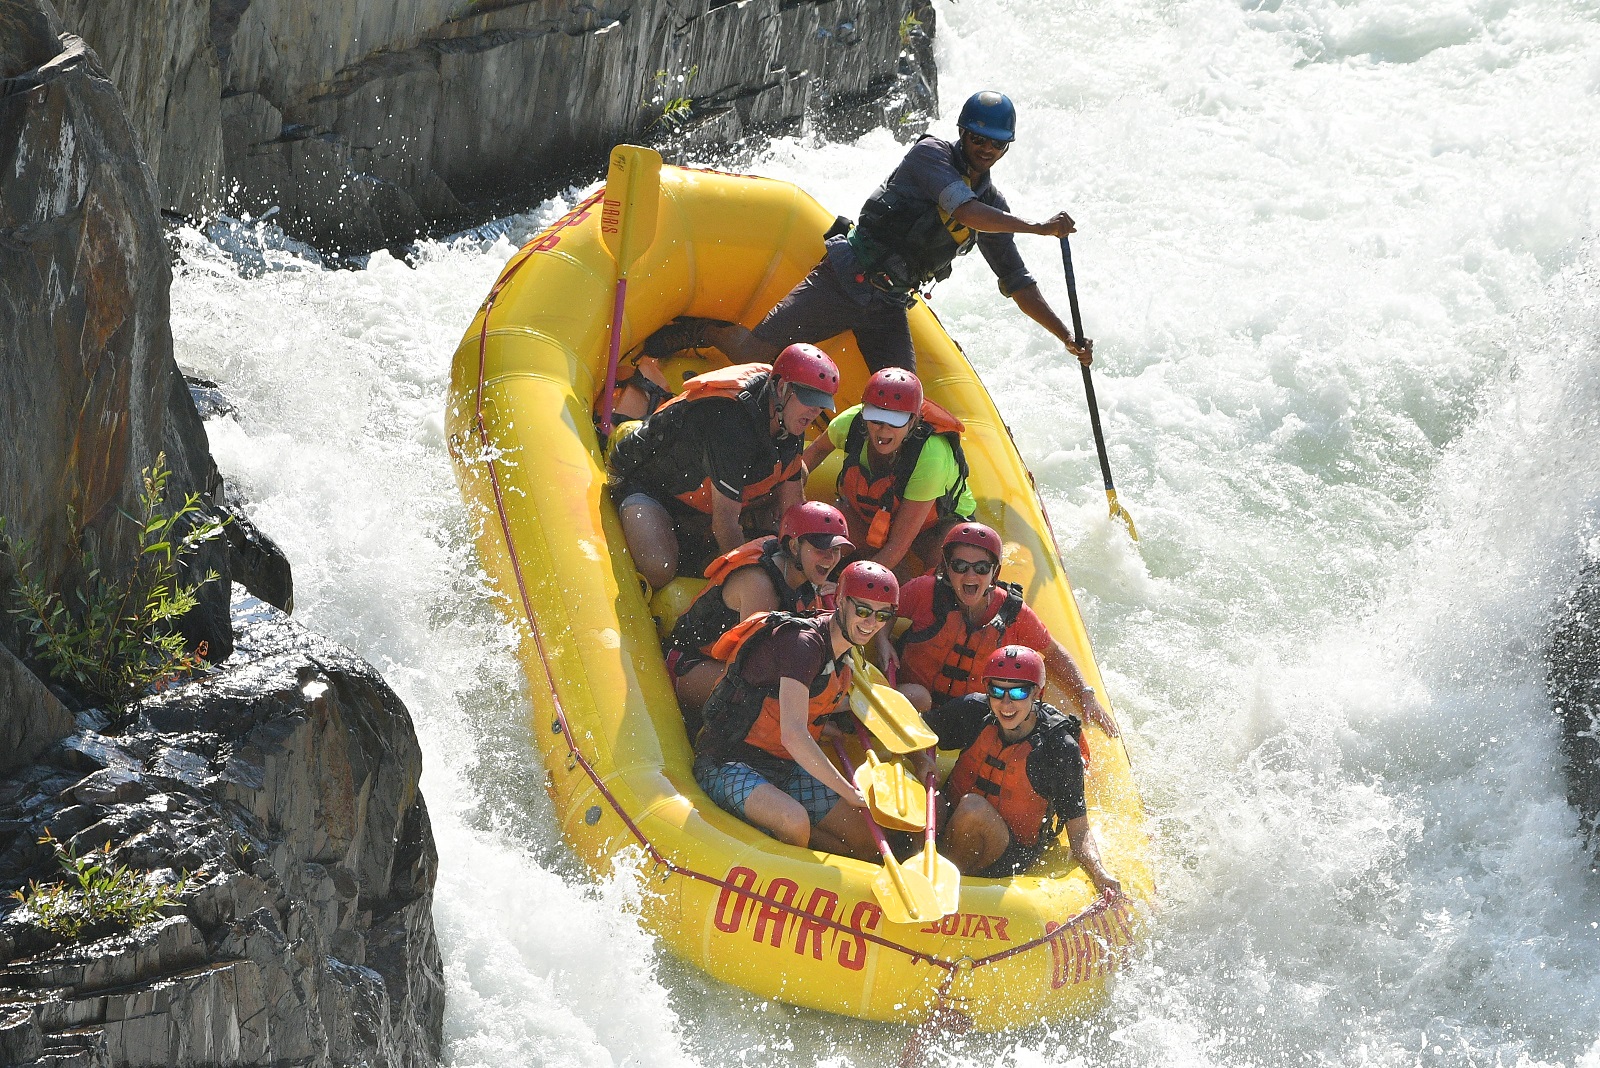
[846,597,895,624]
[987,682,1035,702]
[947,558,995,576]
[963,132,1010,152]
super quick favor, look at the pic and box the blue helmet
[957,91,1016,143]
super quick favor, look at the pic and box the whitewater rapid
[169,0,1600,1064]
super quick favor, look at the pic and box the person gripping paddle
[643,91,1094,374]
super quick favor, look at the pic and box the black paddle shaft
[1059,236,1118,495]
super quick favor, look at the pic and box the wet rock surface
[1548,558,1600,844]
[0,1,232,668]
[0,587,444,1068]
[53,0,938,253]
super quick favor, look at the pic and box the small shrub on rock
[0,453,224,706]
[10,832,191,939]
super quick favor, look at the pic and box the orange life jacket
[667,537,822,658]
[945,703,1081,847]
[697,612,850,762]
[837,400,969,548]
[897,578,1026,703]
[597,354,673,424]
[652,364,802,513]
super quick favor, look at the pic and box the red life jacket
[897,578,1026,703]
[652,364,802,513]
[667,537,822,658]
[837,400,969,549]
[945,703,1082,848]
[697,612,851,762]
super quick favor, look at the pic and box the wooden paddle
[919,768,961,915]
[854,749,926,833]
[847,648,937,754]
[597,144,663,437]
[1059,235,1138,541]
[830,736,943,924]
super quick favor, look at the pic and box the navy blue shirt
[841,136,1038,297]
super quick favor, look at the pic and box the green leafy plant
[898,10,923,44]
[1,453,224,706]
[10,832,192,939]
[649,65,699,129]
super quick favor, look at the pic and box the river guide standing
[644,91,1093,373]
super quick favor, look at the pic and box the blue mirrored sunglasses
[987,682,1035,702]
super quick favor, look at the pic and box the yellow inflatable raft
[445,154,1154,1030]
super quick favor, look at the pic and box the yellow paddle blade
[848,684,937,754]
[871,855,942,925]
[919,844,962,915]
[599,145,662,273]
[1107,488,1139,541]
[853,752,926,833]
[848,651,937,754]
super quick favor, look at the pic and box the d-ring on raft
[445,150,1155,1029]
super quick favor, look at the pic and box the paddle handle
[1060,237,1119,496]
[1059,234,1087,344]
[923,769,938,850]
[598,277,628,437]
[830,736,898,864]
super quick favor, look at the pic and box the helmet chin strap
[770,381,790,437]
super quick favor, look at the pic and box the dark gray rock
[0,644,76,777]
[220,509,294,616]
[0,1,232,666]
[1548,557,1600,845]
[0,587,444,1067]
[51,0,223,219]
[52,0,938,253]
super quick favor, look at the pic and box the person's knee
[816,803,874,859]
[769,808,812,846]
[900,683,932,714]
[675,661,724,713]
[949,793,1002,835]
[745,787,811,846]
[618,499,678,586]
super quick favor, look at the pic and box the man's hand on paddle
[1035,210,1078,239]
[1066,336,1093,367]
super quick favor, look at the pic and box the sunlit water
[168,0,1600,1063]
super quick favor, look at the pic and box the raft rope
[468,207,1131,997]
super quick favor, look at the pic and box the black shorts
[753,252,916,374]
[974,833,1046,879]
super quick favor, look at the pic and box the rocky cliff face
[1,6,443,1063]
[0,0,231,680]
[0,589,444,1068]
[53,0,937,253]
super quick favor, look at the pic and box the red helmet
[772,343,841,410]
[942,521,1003,562]
[861,368,923,428]
[982,645,1045,687]
[780,501,853,550]
[837,560,899,607]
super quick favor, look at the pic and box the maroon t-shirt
[736,615,838,690]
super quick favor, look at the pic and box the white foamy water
[169,0,1600,1063]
